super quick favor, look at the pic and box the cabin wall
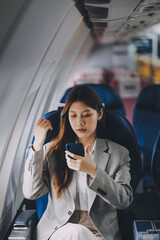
[0,0,93,238]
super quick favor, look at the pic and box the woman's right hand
[33,118,53,151]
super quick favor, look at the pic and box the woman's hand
[33,118,53,151]
[65,145,97,178]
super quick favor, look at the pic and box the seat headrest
[59,84,125,115]
[135,84,160,112]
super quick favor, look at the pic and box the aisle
[122,98,136,125]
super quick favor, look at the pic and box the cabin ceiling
[0,0,160,50]
[75,0,160,43]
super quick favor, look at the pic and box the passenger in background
[23,86,133,240]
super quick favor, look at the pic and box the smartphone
[65,143,84,159]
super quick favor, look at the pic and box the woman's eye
[70,115,77,118]
[83,114,91,118]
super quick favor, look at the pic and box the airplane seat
[151,130,160,193]
[59,83,126,115]
[27,83,126,220]
[133,84,160,190]
[9,108,142,240]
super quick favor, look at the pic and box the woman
[23,86,133,240]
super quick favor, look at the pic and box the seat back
[133,84,160,187]
[104,109,142,191]
[60,84,126,115]
[151,130,160,192]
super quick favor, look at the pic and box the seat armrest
[13,210,37,228]
[8,210,37,240]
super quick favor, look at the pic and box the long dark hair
[47,86,106,198]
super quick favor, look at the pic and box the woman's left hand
[65,145,97,178]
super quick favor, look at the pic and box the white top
[74,141,96,211]
[75,171,88,210]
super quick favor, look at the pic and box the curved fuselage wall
[0,1,94,238]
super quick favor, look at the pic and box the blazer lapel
[88,138,110,211]
[93,138,110,169]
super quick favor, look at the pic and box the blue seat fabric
[60,84,126,115]
[133,84,160,187]
[151,130,160,192]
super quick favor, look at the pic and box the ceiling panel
[75,0,160,43]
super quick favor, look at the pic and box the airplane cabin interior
[0,0,160,239]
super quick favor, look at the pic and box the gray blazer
[23,138,133,240]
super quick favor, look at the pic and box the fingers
[37,118,53,130]
[65,147,95,175]
[65,151,83,171]
[65,151,82,161]
[65,152,80,170]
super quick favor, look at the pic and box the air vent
[84,0,111,4]
[132,26,137,29]
[85,6,108,19]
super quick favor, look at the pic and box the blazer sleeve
[88,148,133,209]
[22,145,50,200]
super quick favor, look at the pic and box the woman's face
[68,101,103,142]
